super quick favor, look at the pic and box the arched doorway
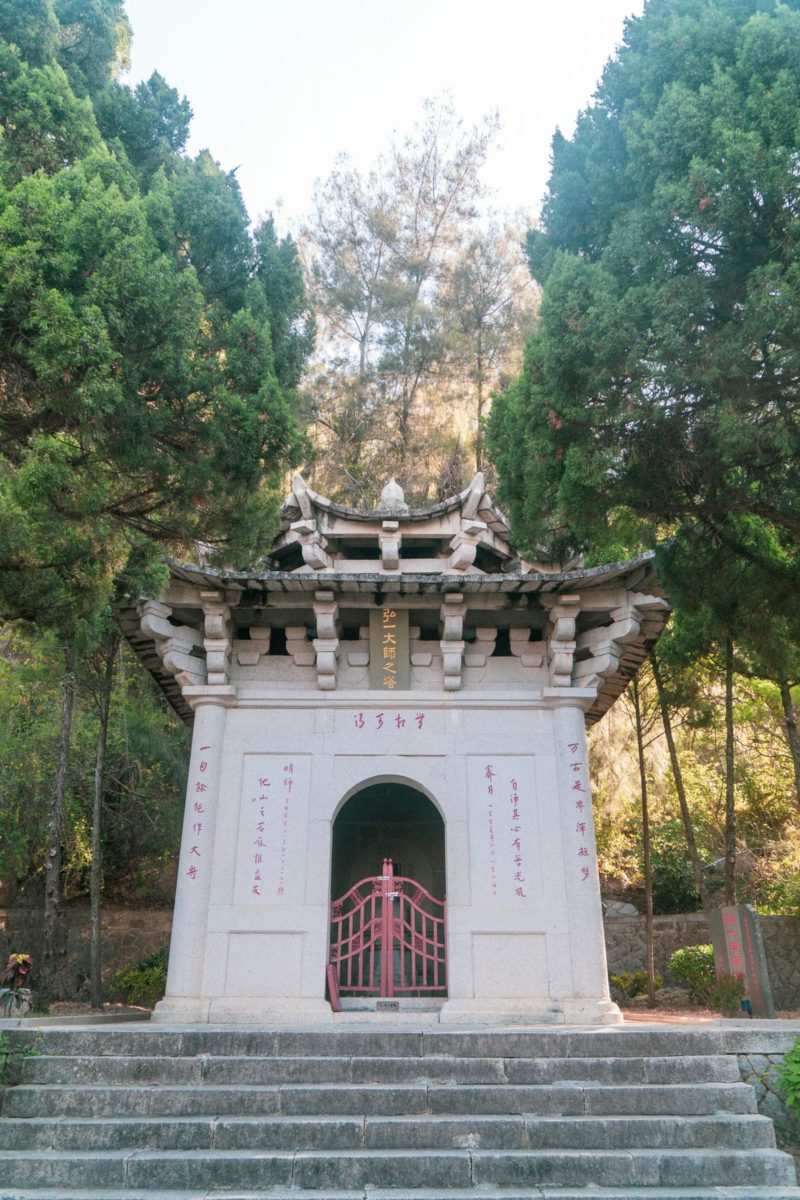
[328,782,447,1002]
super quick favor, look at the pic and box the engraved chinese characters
[234,755,310,904]
[369,608,410,690]
[564,741,596,882]
[468,757,537,903]
[184,744,214,883]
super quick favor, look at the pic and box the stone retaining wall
[2,905,798,1008]
[604,912,800,1012]
[0,907,172,999]
[738,1050,800,1145]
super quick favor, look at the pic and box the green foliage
[609,970,663,1000]
[668,944,716,1002]
[0,4,312,636]
[0,0,314,917]
[488,0,800,647]
[706,970,747,1015]
[778,1037,800,1116]
[589,617,800,916]
[110,947,167,1009]
[0,627,187,899]
[650,821,703,914]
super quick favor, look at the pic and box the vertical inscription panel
[233,754,310,905]
[467,755,538,905]
[369,608,410,690]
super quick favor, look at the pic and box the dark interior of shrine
[330,783,446,902]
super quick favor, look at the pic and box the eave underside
[116,553,669,728]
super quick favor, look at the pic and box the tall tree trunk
[90,633,118,1010]
[779,675,800,812]
[40,644,77,1008]
[650,650,711,913]
[724,636,737,905]
[632,677,656,1006]
[475,332,484,472]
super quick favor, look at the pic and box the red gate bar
[328,858,447,998]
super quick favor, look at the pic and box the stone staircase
[0,1025,798,1199]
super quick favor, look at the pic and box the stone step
[0,1112,776,1152]
[5,1027,744,1061]
[2,1080,758,1119]
[2,1190,800,1200]
[1,1027,796,1197]
[18,1052,742,1087]
[0,1147,795,1191]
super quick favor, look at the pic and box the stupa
[118,473,669,1024]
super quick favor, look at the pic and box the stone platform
[0,1021,798,1199]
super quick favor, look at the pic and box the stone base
[560,997,623,1025]
[153,994,623,1027]
[151,996,335,1025]
[439,996,623,1026]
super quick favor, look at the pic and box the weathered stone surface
[1,1025,799,1198]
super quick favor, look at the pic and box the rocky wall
[604,912,800,1012]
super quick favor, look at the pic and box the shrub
[705,970,747,1015]
[778,1037,800,1116]
[609,970,663,1000]
[668,944,715,1003]
[110,948,168,1009]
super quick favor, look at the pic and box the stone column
[153,690,235,1022]
[550,695,621,1024]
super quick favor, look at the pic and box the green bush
[705,970,747,1015]
[668,944,715,1003]
[778,1037,800,1115]
[110,948,168,1009]
[609,970,663,1000]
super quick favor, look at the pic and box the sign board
[709,904,775,1018]
[369,607,410,690]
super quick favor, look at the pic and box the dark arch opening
[331,782,445,901]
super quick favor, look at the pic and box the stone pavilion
[118,473,669,1025]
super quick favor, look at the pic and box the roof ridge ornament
[378,477,409,516]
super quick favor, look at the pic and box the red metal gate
[328,858,446,1002]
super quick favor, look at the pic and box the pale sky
[122,0,645,234]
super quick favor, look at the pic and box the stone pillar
[153,690,235,1022]
[549,696,620,1024]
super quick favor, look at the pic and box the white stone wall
[155,688,619,1026]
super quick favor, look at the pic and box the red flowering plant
[0,953,33,1016]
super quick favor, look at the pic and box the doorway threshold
[339,997,445,1014]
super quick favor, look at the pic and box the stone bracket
[286,626,316,667]
[440,593,467,690]
[464,626,497,668]
[313,590,341,690]
[291,519,332,570]
[234,626,271,667]
[380,521,401,571]
[138,598,205,689]
[573,599,645,689]
[201,591,233,686]
[509,628,544,669]
[544,594,581,687]
[448,518,488,572]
